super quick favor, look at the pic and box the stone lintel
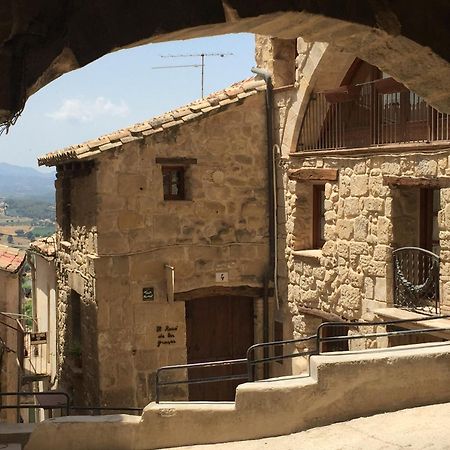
[288,168,338,182]
[297,306,347,323]
[174,285,272,301]
[383,176,450,188]
[155,157,198,166]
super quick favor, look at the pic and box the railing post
[155,368,160,404]
[316,325,322,356]
[246,347,254,382]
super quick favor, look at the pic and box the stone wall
[283,149,450,345]
[55,167,99,407]
[0,271,21,421]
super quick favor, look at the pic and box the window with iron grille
[162,166,185,201]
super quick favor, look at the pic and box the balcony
[297,78,450,152]
[393,247,440,315]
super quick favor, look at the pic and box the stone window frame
[312,184,326,249]
[419,187,440,253]
[156,157,197,202]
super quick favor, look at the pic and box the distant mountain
[0,163,55,199]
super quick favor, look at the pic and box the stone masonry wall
[0,272,20,421]
[284,149,450,344]
[55,169,99,407]
[91,94,269,407]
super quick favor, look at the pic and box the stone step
[0,423,36,448]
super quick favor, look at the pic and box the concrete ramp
[25,342,450,450]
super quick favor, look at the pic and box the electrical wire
[96,240,267,258]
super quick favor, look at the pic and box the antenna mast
[152,53,233,98]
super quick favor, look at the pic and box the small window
[162,166,185,200]
[321,322,349,352]
[313,184,325,249]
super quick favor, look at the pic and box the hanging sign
[30,332,47,345]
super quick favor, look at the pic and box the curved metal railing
[393,247,440,314]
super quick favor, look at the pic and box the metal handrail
[392,246,440,258]
[0,391,148,421]
[0,391,70,419]
[155,314,450,403]
[246,335,317,382]
[70,406,143,415]
[156,358,248,403]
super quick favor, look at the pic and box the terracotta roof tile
[29,236,56,258]
[38,77,266,166]
[0,245,26,273]
[181,112,203,122]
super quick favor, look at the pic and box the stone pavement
[163,402,450,450]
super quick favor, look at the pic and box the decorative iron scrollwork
[393,247,440,315]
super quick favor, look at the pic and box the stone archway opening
[1,2,450,131]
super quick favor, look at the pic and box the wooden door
[185,295,254,401]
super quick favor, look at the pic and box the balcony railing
[393,247,440,315]
[297,78,450,151]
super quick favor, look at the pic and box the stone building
[0,244,26,421]
[34,36,450,409]
[255,37,450,358]
[38,79,277,407]
[26,237,58,397]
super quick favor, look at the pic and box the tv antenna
[152,53,233,98]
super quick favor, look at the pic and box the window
[321,322,349,352]
[313,184,325,249]
[162,166,185,200]
[419,188,440,254]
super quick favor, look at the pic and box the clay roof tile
[38,77,266,166]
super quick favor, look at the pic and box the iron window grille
[162,166,185,200]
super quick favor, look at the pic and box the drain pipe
[252,67,276,379]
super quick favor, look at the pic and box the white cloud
[47,97,130,122]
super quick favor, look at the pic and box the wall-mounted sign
[30,332,47,345]
[143,287,155,301]
[215,271,229,283]
[156,325,179,348]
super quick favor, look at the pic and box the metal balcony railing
[393,247,440,315]
[297,78,450,151]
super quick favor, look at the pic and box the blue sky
[0,33,255,170]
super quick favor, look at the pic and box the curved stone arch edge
[280,42,356,157]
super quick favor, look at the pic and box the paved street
[164,402,450,450]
